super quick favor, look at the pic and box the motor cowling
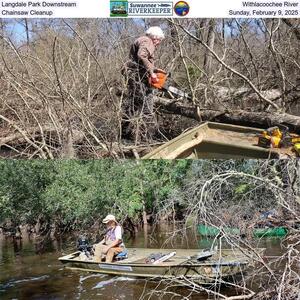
[77,236,93,254]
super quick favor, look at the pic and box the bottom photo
[0,160,299,299]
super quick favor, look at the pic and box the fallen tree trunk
[0,125,152,158]
[156,97,300,133]
[0,125,58,146]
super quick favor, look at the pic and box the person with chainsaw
[93,215,125,263]
[122,26,165,143]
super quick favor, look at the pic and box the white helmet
[146,26,165,40]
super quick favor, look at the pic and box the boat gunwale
[59,258,250,268]
[61,267,247,285]
[58,249,255,268]
[142,121,281,159]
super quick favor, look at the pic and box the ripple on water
[93,277,137,289]
[79,273,106,283]
[0,275,49,290]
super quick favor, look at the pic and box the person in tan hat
[93,214,125,263]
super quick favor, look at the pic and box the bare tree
[0,19,299,158]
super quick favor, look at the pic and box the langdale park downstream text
[1,1,77,16]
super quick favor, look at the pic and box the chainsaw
[258,125,300,155]
[149,69,191,100]
[258,125,289,148]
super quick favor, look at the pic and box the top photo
[0,18,299,159]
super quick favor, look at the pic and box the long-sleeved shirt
[129,35,155,75]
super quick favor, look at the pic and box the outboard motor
[77,236,93,258]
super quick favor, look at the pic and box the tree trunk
[156,97,300,133]
[142,203,148,226]
[203,19,216,77]
[24,19,30,47]
[61,126,76,159]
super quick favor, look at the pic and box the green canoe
[252,227,288,237]
[198,224,288,238]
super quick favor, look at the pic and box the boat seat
[115,249,128,261]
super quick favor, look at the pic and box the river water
[0,227,286,300]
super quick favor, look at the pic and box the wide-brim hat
[103,214,117,224]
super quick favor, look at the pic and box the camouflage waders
[122,64,157,144]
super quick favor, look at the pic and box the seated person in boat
[93,214,125,262]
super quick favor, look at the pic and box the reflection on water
[0,227,285,300]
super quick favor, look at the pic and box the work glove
[150,73,159,83]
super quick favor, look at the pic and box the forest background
[0,159,299,240]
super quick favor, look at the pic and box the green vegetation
[0,160,191,234]
[0,160,298,236]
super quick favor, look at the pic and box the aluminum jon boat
[143,122,295,159]
[59,248,261,284]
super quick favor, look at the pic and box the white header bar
[0,0,299,18]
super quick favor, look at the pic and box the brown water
[0,228,285,300]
